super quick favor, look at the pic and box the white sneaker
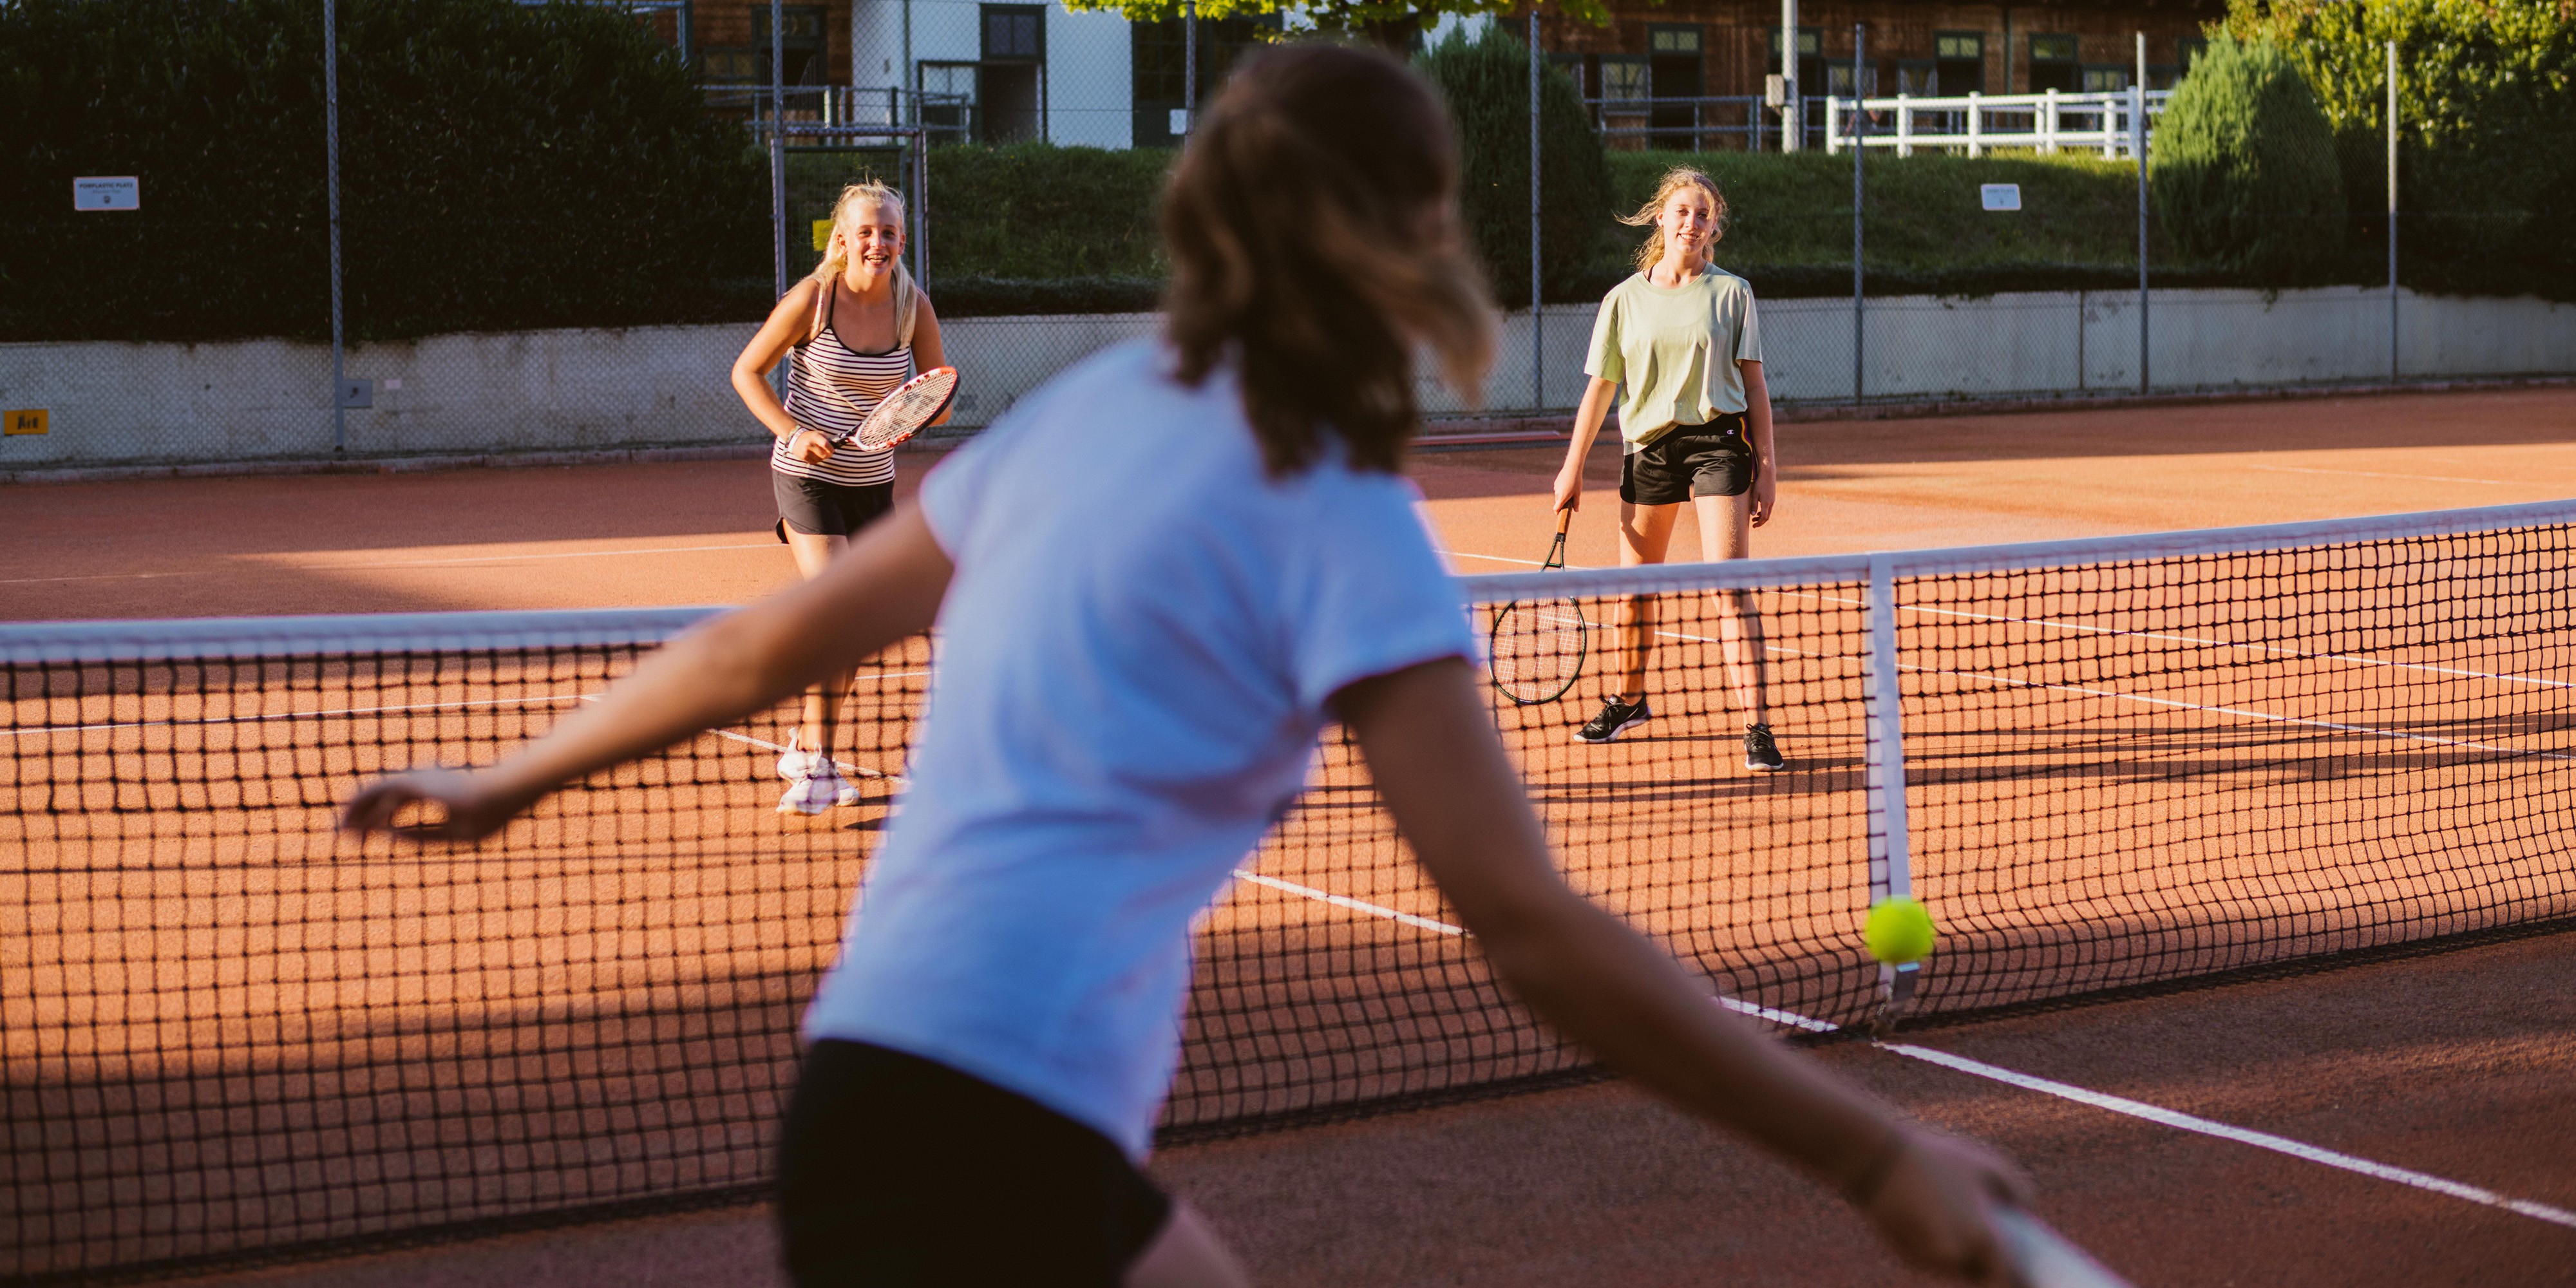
[776,734,814,782]
[777,760,864,815]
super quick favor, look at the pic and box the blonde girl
[728,180,949,815]
[1553,167,1783,770]
[347,47,2025,1285]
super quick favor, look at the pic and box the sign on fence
[73,177,139,211]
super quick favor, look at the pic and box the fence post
[1894,92,1910,157]
[2041,87,2058,154]
[323,0,346,453]
[1184,0,1197,135]
[2133,35,2148,397]
[1823,93,1839,155]
[1780,0,1799,151]
[1852,24,1864,406]
[1529,6,1544,413]
[770,0,785,302]
[2388,39,2400,382]
[1965,91,1981,158]
[1866,552,1917,1021]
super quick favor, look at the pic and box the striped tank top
[773,283,910,488]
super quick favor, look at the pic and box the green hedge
[0,0,767,344]
[1589,150,2183,299]
[2149,37,2347,280]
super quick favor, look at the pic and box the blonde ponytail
[808,180,920,346]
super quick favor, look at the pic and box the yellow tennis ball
[1864,896,1937,965]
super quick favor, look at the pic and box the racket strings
[847,369,958,449]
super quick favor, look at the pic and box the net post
[1865,553,1917,1023]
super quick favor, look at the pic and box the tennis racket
[1487,508,1588,706]
[826,365,958,452]
[1993,1204,2133,1287]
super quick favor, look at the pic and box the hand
[1552,460,1583,515]
[339,766,535,844]
[1852,1126,2033,1285]
[790,429,835,464]
[1750,472,1776,528]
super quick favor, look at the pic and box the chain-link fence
[3,4,2571,477]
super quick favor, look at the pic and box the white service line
[0,542,780,585]
[7,690,592,738]
[2249,464,2508,486]
[1243,866,2576,1233]
[1888,1041,2576,1231]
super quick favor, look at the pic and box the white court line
[1445,549,1597,571]
[2249,464,2508,486]
[1239,868,2576,1232]
[0,543,779,585]
[1889,1042,2576,1231]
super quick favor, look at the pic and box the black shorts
[1620,414,1755,506]
[774,473,895,542]
[777,1040,1173,1287]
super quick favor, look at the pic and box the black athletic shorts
[1620,413,1755,506]
[777,1039,1174,1287]
[774,472,895,542]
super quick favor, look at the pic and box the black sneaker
[1743,722,1787,771]
[1579,697,1652,743]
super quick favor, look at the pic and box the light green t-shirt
[1582,266,1763,451]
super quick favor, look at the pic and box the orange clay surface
[5,386,2574,1287]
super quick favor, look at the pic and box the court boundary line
[1236,867,2576,1234]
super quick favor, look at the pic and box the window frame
[979,3,1045,63]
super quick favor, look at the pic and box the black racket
[1488,508,1588,706]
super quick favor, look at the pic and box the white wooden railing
[1825,89,2172,159]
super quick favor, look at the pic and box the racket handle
[1553,507,1573,536]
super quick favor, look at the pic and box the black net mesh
[8,504,2576,1279]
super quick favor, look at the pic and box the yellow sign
[4,409,46,435]
[811,219,835,252]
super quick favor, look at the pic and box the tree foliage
[2222,0,2576,296]
[2148,35,2346,279]
[1416,24,1611,307]
[0,0,766,343]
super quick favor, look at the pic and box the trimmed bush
[2224,0,2576,299]
[920,142,1172,279]
[0,0,767,343]
[2148,35,2347,279]
[1417,25,1612,308]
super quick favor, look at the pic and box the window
[702,47,759,84]
[1598,56,1649,102]
[1648,24,1700,56]
[981,5,1043,61]
[750,5,827,85]
[1933,30,1984,95]
[1824,62,1877,97]
[2079,64,2132,92]
[1646,24,1703,147]
[1896,61,1935,96]
[2028,33,2078,93]
[918,61,977,146]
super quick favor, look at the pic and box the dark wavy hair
[1162,43,1497,477]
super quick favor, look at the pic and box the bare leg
[782,529,855,761]
[1694,491,1767,724]
[1126,1202,1251,1288]
[1613,500,1681,702]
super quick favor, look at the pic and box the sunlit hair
[808,180,918,340]
[1618,167,1729,274]
[1162,43,1497,477]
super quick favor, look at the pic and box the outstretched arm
[1336,657,2026,1283]
[343,504,953,840]
[1553,375,1619,514]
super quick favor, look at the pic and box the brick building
[1539,0,2219,146]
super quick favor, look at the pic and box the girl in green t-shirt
[1552,167,1784,770]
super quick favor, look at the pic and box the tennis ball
[1863,896,1937,965]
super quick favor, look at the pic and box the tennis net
[8,500,2576,1280]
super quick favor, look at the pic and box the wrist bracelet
[1841,1129,1909,1208]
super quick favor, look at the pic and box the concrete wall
[4,287,2567,472]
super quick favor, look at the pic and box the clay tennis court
[6,386,2574,1285]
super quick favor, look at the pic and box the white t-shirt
[800,338,1474,1159]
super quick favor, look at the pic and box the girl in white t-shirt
[345,46,2028,1288]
